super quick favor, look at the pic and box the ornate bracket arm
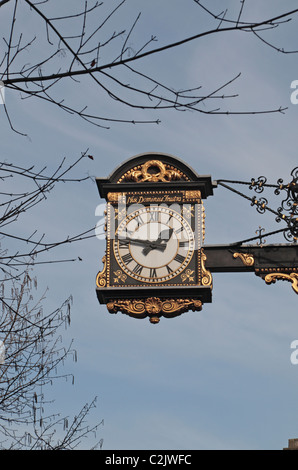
[264,272,298,295]
[232,251,298,295]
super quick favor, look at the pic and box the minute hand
[117,236,166,251]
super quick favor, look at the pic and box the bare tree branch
[0,272,103,449]
[1,1,297,134]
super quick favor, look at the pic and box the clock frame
[96,153,214,323]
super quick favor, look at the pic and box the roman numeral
[149,267,157,278]
[166,264,173,274]
[133,263,143,275]
[149,211,159,222]
[118,239,129,248]
[175,226,184,234]
[122,252,133,264]
[174,253,185,264]
[179,240,189,248]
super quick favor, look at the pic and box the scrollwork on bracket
[106,297,203,324]
[233,252,255,267]
[264,272,298,295]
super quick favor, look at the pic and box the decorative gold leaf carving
[113,270,127,284]
[161,298,202,314]
[202,203,206,243]
[118,160,187,183]
[96,255,107,287]
[184,190,201,200]
[233,252,255,267]
[201,249,213,287]
[107,192,125,203]
[106,297,203,323]
[181,269,195,283]
[107,299,146,315]
[143,298,162,315]
[264,272,298,294]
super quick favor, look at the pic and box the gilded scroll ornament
[201,249,213,287]
[96,255,107,287]
[233,252,255,267]
[107,299,146,315]
[161,298,202,314]
[107,192,125,203]
[106,297,203,323]
[264,272,298,295]
[118,160,187,183]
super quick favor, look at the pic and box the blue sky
[1,0,298,450]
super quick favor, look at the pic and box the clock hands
[116,227,174,256]
[116,236,167,253]
[142,228,174,256]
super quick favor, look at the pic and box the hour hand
[142,228,173,255]
[118,236,167,252]
[142,242,166,256]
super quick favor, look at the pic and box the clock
[113,205,195,284]
[95,153,214,323]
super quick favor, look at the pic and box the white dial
[113,206,195,283]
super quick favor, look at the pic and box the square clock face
[105,191,204,287]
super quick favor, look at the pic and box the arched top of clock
[109,152,199,183]
[96,152,214,199]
